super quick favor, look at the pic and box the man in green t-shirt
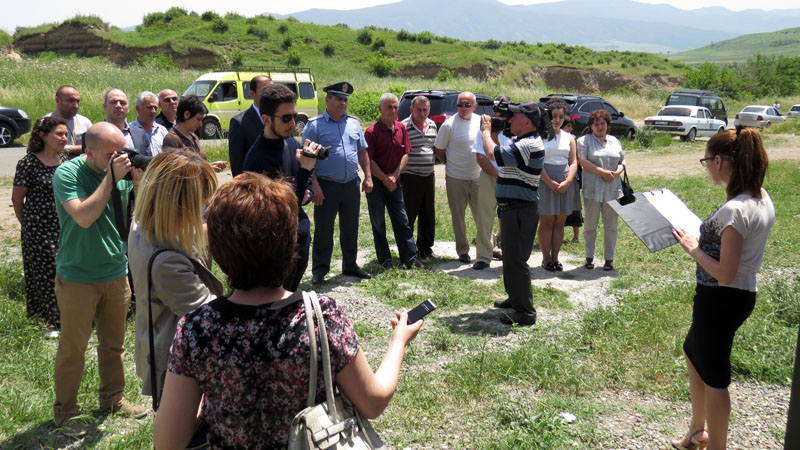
[51,122,147,436]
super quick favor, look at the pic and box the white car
[787,104,800,119]
[643,105,726,142]
[734,105,785,129]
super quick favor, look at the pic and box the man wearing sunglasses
[303,81,373,285]
[433,91,482,265]
[243,83,321,291]
[155,89,179,131]
[229,74,273,177]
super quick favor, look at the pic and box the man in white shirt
[46,85,92,156]
[130,91,168,156]
[434,91,481,264]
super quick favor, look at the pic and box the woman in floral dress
[12,116,69,335]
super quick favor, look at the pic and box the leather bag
[289,291,386,450]
[618,165,636,206]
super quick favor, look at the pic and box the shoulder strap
[283,139,293,176]
[302,291,337,416]
[110,169,129,242]
[148,248,172,411]
[302,291,318,407]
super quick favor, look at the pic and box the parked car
[734,105,785,129]
[665,89,728,125]
[787,104,800,118]
[0,106,31,147]
[397,90,494,128]
[182,68,318,139]
[643,106,726,142]
[540,94,637,139]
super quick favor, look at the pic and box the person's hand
[383,175,397,192]
[555,181,569,193]
[312,179,325,206]
[298,139,321,171]
[210,161,227,173]
[480,114,492,132]
[302,189,311,204]
[362,176,373,194]
[130,167,145,184]
[110,151,131,181]
[672,228,699,256]
[390,309,423,345]
[601,169,616,182]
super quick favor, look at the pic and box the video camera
[493,100,556,140]
[300,146,331,160]
[491,100,513,135]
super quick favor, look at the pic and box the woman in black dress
[12,116,69,336]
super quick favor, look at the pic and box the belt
[496,199,536,212]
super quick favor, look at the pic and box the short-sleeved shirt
[130,119,168,155]
[696,192,775,292]
[53,156,133,283]
[543,131,574,166]
[302,111,367,183]
[167,293,360,449]
[434,114,481,180]
[492,132,545,203]
[401,117,437,176]
[45,111,92,146]
[577,133,625,202]
[473,131,512,171]
[365,119,411,175]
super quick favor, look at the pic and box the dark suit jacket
[228,106,264,176]
[125,123,152,156]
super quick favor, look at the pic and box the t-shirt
[53,156,133,283]
[401,117,437,176]
[45,111,92,146]
[543,131,574,166]
[168,293,360,449]
[434,114,481,180]
[696,191,775,292]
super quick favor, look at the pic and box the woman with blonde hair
[128,149,223,401]
[671,127,774,450]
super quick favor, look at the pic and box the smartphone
[406,299,437,324]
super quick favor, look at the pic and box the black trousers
[498,201,539,316]
[312,178,361,277]
[400,172,436,254]
[284,242,309,292]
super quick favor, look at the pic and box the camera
[300,146,330,160]
[114,149,153,180]
[491,100,513,135]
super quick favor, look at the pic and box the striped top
[493,132,545,203]
[401,117,437,176]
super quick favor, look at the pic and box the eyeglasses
[162,96,179,103]
[699,156,714,167]
[270,113,298,123]
[456,103,473,108]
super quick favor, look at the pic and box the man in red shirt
[365,93,424,270]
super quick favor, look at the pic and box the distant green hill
[671,27,800,64]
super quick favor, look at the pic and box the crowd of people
[9,79,774,449]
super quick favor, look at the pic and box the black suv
[665,89,728,125]
[540,94,637,139]
[398,90,494,128]
[0,106,31,147]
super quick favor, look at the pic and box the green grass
[670,27,800,64]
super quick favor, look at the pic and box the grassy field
[0,156,796,448]
[670,27,800,64]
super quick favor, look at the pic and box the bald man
[51,122,146,436]
[45,85,93,156]
[155,89,179,131]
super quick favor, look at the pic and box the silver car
[787,104,800,119]
[734,105,785,129]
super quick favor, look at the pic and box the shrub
[246,17,258,25]
[372,38,386,50]
[230,49,244,67]
[347,91,382,122]
[278,23,288,34]
[357,30,373,45]
[323,43,335,57]
[0,30,12,46]
[136,53,178,70]
[142,12,166,27]
[287,50,301,66]
[367,53,395,77]
[436,67,453,82]
[211,16,229,33]
[247,25,269,39]
[483,39,502,49]
[164,7,188,23]
[282,37,292,50]
[397,29,414,42]
[201,11,220,22]
[335,23,350,28]
[225,12,244,20]
[417,31,433,44]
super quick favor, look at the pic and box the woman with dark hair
[128,150,222,400]
[537,99,579,271]
[163,95,227,172]
[576,109,625,271]
[671,127,774,450]
[153,173,423,449]
[11,116,69,336]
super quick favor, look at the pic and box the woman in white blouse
[576,109,625,271]
[537,99,579,271]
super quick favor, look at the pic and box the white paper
[642,189,702,238]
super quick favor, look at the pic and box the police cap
[323,81,354,99]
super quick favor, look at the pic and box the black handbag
[618,165,636,206]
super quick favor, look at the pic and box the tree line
[685,54,800,100]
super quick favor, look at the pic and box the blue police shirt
[302,110,367,183]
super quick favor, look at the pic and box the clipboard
[608,188,702,252]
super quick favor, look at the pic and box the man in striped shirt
[400,95,438,258]
[480,101,545,327]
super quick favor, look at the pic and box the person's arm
[476,154,499,179]
[358,150,373,193]
[153,372,203,450]
[335,309,422,420]
[11,186,27,225]
[62,154,131,228]
[673,225,744,285]
[556,136,579,193]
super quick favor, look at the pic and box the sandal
[542,261,556,272]
[671,428,708,450]
[603,260,614,271]
[554,261,563,271]
[584,258,594,269]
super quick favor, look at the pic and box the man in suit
[102,88,151,156]
[228,75,273,176]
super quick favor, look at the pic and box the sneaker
[57,417,87,438]
[106,398,148,419]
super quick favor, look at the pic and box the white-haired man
[131,91,168,155]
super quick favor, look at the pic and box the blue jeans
[366,177,418,265]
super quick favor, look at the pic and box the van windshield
[666,94,698,106]
[183,81,216,99]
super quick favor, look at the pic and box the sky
[2,0,798,33]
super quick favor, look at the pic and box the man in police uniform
[303,82,373,285]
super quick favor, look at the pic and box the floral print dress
[13,152,67,328]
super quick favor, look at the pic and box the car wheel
[0,122,16,147]
[717,126,725,134]
[623,128,635,140]
[199,117,221,139]
[294,116,307,137]
[686,128,697,142]
[765,121,771,128]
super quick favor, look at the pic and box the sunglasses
[270,113,298,123]
[456,103,473,108]
[162,96,179,103]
